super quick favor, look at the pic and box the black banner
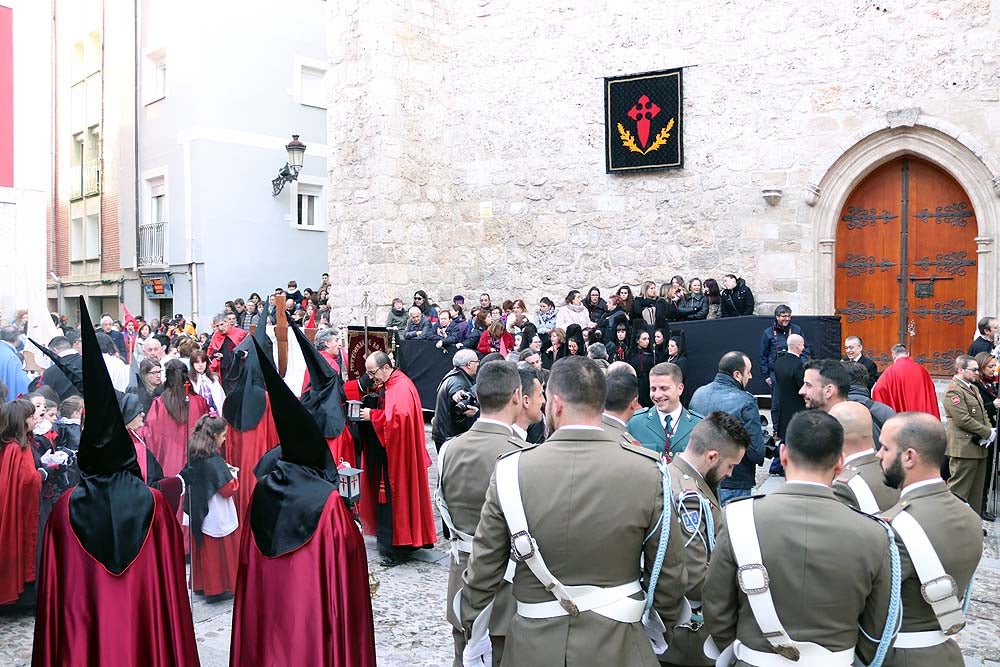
[605,68,683,173]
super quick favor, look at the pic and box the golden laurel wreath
[617,118,675,155]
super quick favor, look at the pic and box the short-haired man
[461,356,686,666]
[829,401,899,513]
[403,306,434,340]
[759,305,807,430]
[479,293,492,311]
[943,355,996,518]
[514,365,545,443]
[602,362,640,446]
[843,335,879,389]
[660,412,750,667]
[969,316,998,357]
[771,333,807,447]
[99,314,128,359]
[704,410,897,666]
[872,345,940,418]
[314,327,343,374]
[233,299,250,330]
[802,359,884,447]
[434,309,464,349]
[37,335,82,401]
[689,352,765,504]
[877,412,983,666]
[438,360,524,666]
[628,362,701,459]
[207,312,248,395]
[431,349,480,451]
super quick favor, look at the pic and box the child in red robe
[0,398,42,609]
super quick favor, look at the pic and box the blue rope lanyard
[644,459,672,613]
[862,519,902,667]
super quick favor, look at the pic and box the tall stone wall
[326,0,1000,324]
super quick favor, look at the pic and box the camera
[455,390,478,413]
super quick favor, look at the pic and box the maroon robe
[191,479,240,597]
[0,441,41,605]
[361,370,436,548]
[872,356,941,418]
[225,397,279,521]
[143,395,210,478]
[32,490,199,666]
[230,491,376,666]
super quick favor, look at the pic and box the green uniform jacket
[659,456,721,667]
[628,407,701,457]
[882,481,983,667]
[944,379,992,459]
[832,451,900,513]
[461,427,688,667]
[703,484,893,666]
[440,421,526,639]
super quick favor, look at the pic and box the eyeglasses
[146,369,160,376]
[965,367,980,373]
[414,296,424,301]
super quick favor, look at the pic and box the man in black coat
[773,334,807,456]
[37,335,83,401]
[98,314,128,359]
[842,335,879,390]
[430,348,480,451]
[969,316,997,357]
[720,274,755,317]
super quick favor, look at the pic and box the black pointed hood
[289,318,346,439]
[222,326,268,431]
[249,335,340,557]
[69,296,153,574]
[30,338,84,390]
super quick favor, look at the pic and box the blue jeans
[719,487,752,505]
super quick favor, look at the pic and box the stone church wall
[326,0,1000,324]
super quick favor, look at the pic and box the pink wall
[0,6,12,188]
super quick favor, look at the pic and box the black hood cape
[289,317,346,439]
[69,297,154,574]
[222,320,272,431]
[248,336,342,557]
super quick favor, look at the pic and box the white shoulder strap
[847,475,880,515]
[436,440,475,561]
[891,510,967,635]
[725,500,798,659]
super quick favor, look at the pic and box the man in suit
[628,362,701,459]
[968,316,998,357]
[877,412,983,666]
[829,401,899,513]
[602,362,640,447]
[461,356,687,667]
[771,333,807,476]
[98,314,128,359]
[844,335,879,390]
[943,355,996,517]
[439,360,525,666]
[703,410,896,666]
[660,412,750,667]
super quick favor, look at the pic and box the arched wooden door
[835,156,978,375]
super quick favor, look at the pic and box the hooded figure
[230,336,376,667]
[31,338,83,402]
[32,297,199,666]
[221,320,278,520]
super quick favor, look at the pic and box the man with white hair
[100,314,128,359]
[403,306,434,340]
[314,327,343,374]
[431,348,480,451]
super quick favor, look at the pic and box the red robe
[32,490,199,666]
[301,349,341,394]
[872,356,941,418]
[225,398,278,522]
[362,371,436,548]
[0,442,41,605]
[191,479,240,597]
[143,395,211,478]
[230,492,376,666]
[207,327,248,377]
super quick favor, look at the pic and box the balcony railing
[83,160,100,195]
[138,222,166,267]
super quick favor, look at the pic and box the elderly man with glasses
[944,354,997,520]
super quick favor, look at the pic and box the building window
[144,50,167,104]
[152,193,165,223]
[297,191,317,227]
[70,214,100,262]
[294,58,327,109]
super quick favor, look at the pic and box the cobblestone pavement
[3,425,999,666]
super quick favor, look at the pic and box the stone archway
[803,111,1000,320]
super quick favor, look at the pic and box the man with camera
[432,348,481,452]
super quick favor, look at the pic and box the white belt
[517,580,645,622]
[893,630,950,649]
[733,640,856,667]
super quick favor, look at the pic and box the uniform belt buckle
[509,531,535,562]
[558,598,580,616]
[737,563,770,594]
[920,575,958,604]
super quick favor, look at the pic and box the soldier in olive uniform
[943,355,997,515]
[660,412,750,667]
[602,362,642,447]
[439,361,526,666]
[876,412,983,666]
[830,401,900,513]
[704,410,896,666]
[461,356,687,667]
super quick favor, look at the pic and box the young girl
[607,323,630,363]
[477,320,515,357]
[629,330,655,409]
[0,398,42,608]
[189,350,226,415]
[181,415,239,602]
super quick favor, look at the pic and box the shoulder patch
[951,395,961,405]
[620,441,661,461]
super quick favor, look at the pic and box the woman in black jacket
[585,286,608,327]
[629,329,655,408]
[632,281,670,330]
[543,327,568,369]
[677,278,709,320]
[606,323,630,363]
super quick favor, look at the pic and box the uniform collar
[473,418,513,435]
[773,481,836,500]
[511,423,528,441]
[656,405,683,429]
[900,477,945,497]
[844,449,875,465]
[602,412,628,429]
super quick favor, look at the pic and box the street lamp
[271,134,307,196]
